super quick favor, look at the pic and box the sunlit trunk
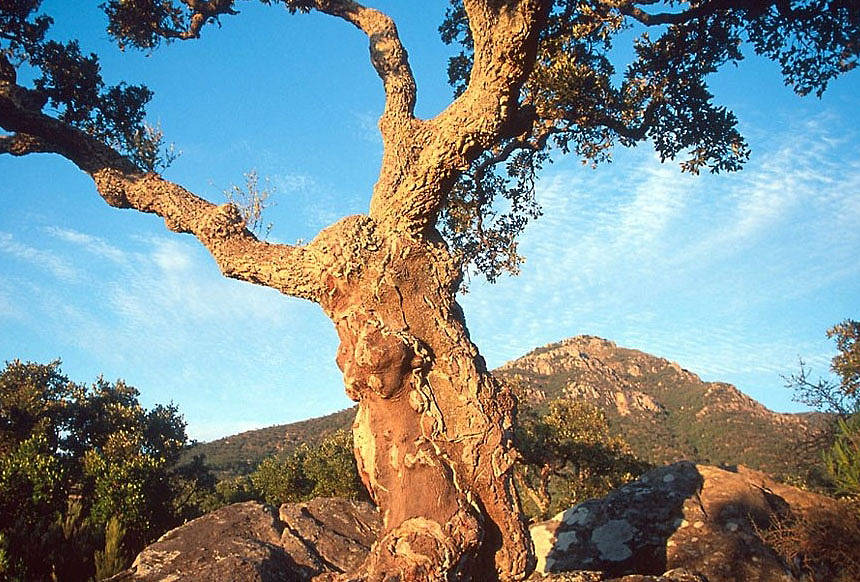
[316,217,533,580]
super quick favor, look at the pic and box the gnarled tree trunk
[312,216,532,580]
[3,0,857,577]
[0,0,550,579]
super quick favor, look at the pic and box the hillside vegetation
[182,408,357,479]
[498,336,832,481]
[188,336,831,483]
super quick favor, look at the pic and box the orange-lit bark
[0,1,551,578]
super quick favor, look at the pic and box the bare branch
[369,0,550,232]
[126,1,417,126]
[300,0,417,123]
[0,83,324,302]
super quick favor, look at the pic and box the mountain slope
[185,407,357,478]
[187,336,830,480]
[496,335,829,478]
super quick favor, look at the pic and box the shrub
[824,413,860,497]
[759,500,860,582]
[251,429,369,505]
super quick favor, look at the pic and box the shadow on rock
[530,461,703,577]
[530,461,848,582]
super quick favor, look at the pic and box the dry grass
[757,499,860,582]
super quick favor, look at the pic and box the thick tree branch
[0,132,56,156]
[590,98,661,143]
[297,0,417,124]
[173,0,239,39]
[142,0,240,41]
[369,0,550,233]
[620,0,753,26]
[146,1,423,236]
[0,84,324,302]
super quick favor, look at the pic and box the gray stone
[108,498,381,582]
[530,462,843,582]
[106,501,303,582]
[592,520,635,561]
[279,497,380,576]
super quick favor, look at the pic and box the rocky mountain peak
[185,335,831,483]
[496,335,829,477]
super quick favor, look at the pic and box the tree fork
[313,216,533,580]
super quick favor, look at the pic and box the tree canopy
[0,360,205,581]
[2,1,858,579]
[2,0,857,281]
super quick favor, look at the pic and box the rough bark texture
[309,217,532,580]
[0,1,552,579]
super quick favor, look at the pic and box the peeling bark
[0,1,552,579]
[311,217,533,580]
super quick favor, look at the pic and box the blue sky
[1,1,858,441]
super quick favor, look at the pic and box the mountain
[184,407,357,478]
[495,335,830,478]
[186,336,830,480]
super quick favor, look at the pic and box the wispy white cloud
[275,173,316,192]
[44,226,127,263]
[351,110,383,145]
[461,112,860,411]
[0,231,78,282]
[1,226,346,428]
[105,235,297,329]
[0,283,20,320]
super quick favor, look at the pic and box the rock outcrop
[531,461,842,582]
[111,463,849,582]
[108,499,381,582]
[279,497,380,578]
[106,501,299,582]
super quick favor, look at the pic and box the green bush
[0,360,212,581]
[824,413,860,498]
[94,516,127,581]
[787,319,860,497]
[251,429,369,505]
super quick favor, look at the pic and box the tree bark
[309,215,533,581]
[0,2,551,579]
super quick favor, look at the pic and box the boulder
[106,501,302,582]
[111,466,846,582]
[108,499,381,582]
[279,497,381,577]
[530,462,842,582]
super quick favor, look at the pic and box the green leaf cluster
[824,413,860,498]
[0,359,210,581]
[439,0,859,280]
[0,1,174,170]
[250,429,369,506]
